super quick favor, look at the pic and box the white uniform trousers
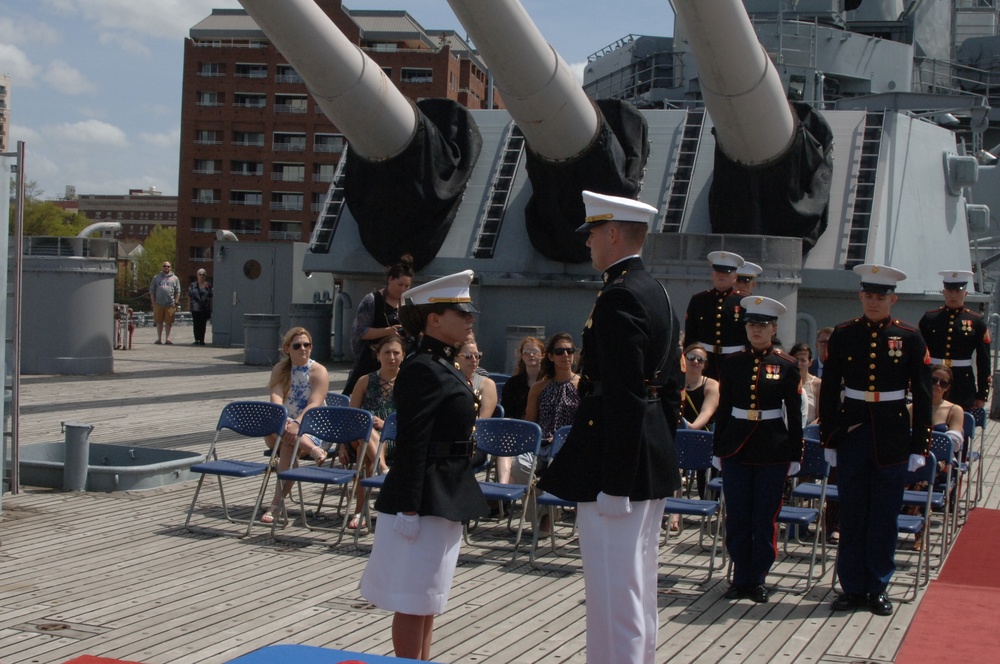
[577,497,666,664]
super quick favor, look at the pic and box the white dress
[359,513,463,615]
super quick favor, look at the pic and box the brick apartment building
[56,188,178,242]
[176,0,502,285]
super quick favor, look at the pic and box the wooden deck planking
[3,326,1000,663]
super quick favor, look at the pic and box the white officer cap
[735,261,762,279]
[741,296,786,323]
[707,250,745,273]
[939,269,974,291]
[403,269,478,313]
[853,264,906,294]
[576,190,658,233]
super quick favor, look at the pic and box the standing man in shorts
[150,261,180,345]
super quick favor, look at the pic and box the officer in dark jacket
[359,269,488,660]
[539,190,681,664]
[685,251,748,379]
[919,269,991,410]
[820,264,932,617]
[714,296,803,603]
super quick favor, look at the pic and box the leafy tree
[8,179,89,236]
[136,225,177,289]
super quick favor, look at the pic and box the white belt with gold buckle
[844,387,906,403]
[731,407,783,421]
[930,357,973,368]
[699,342,745,355]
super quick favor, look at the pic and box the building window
[195,129,221,145]
[233,93,267,108]
[233,131,265,146]
[234,63,268,79]
[191,217,218,233]
[272,163,305,182]
[229,218,262,235]
[269,220,303,240]
[194,189,219,204]
[401,68,433,84]
[231,160,263,176]
[373,43,398,53]
[190,246,213,262]
[314,163,336,182]
[314,133,345,153]
[271,192,304,211]
[275,95,308,113]
[276,65,302,84]
[230,190,263,206]
[273,132,306,151]
[197,91,222,106]
[381,67,393,79]
[193,159,218,174]
[198,63,224,77]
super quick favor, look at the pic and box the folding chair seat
[184,401,288,537]
[955,411,977,520]
[354,412,397,544]
[529,425,578,567]
[488,373,511,401]
[324,391,350,407]
[662,429,724,583]
[916,432,956,563]
[270,406,373,544]
[464,417,542,560]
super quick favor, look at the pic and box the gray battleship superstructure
[233,0,1000,367]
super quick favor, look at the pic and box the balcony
[313,174,335,183]
[270,201,303,211]
[275,104,308,114]
[233,100,267,109]
[194,139,222,145]
[231,170,263,177]
[233,139,265,147]
[195,101,223,107]
[268,231,303,240]
[230,199,263,207]
[271,172,305,182]
[276,74,304,84]
[193,169,220,175]
[273,143,306,152]
[313,143,344,153]
[191,198,221,205]
[191,227,218,234]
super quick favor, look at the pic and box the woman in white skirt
[359,270,488,660]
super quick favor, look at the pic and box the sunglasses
[521,350,542,357]
[551,348,576,356]
[685,354,706,364]
[460,352,483,360]
[291,342,312,350]
[932,378,951,388]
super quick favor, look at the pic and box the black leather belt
[427,440,475,458]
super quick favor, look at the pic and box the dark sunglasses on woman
[291,342,312,350]
[552,347,576,356]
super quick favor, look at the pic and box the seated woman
[790,342,821,426]
[514,333,581,533]
[907,363,964,549]
[261,327,331,523]
[344,333,404,529]
[676,343,720,527]
[455,338,499,470]
[497,336,544,482]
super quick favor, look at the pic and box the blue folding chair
[488,373,511,401]
[271,406,373,544]
[325,391,350,407]
[663,429,725,583]
[465,417,542,560]
[184,401,288,537]
[355,412,397,544]
[919,432,956,564]
[529,425,577,566]
[970,407,987,504]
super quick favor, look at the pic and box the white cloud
[98,31,151,57]
[10,124,44,144]
[568,61,587,86]
[43,59,97,96]
[140,128,180,148]
[47,119,129,147]
[0,15,60,46]
[0,44,42,87]
[41,0,243,42]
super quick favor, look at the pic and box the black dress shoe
[868,592,893,616]
[724,585,749,600]
[750,585,769,603]
[831,593,867,611]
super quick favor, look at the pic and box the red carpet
[896,508,1000,663]
[62,657,145,664]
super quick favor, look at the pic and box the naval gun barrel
[672,0,795,165]
[446,0,599,160]
[238,0,416,160]
[448,0,650,263]
[237,0,482,270]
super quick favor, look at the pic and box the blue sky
[2,0,674,200]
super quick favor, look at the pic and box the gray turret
[237,0,482,270]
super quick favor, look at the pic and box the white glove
[596,491,631,518]
[907,454,927,473]
[824,448,837,468]
[787,462,801,476]
[711,456,722,471]
[393,512,420,541]
[944,429,964,454]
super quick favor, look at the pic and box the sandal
[260,508,276,524]
[309,446,328,466]
[348,513,363,529]
[670,517,681,532]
